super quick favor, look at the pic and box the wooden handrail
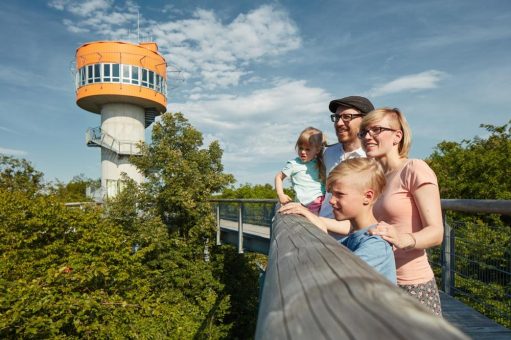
[255,213,468,340]
[441,199,511,215]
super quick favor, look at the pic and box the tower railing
[85,127,141,156]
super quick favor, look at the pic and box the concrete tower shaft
[100,103,145,196]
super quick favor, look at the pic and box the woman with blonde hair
[359,108,444,316]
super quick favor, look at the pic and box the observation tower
[74,41,167,198]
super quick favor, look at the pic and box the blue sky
[0,0,510,185]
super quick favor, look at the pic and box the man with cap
[279,96,375,235]
[319,96,375,219]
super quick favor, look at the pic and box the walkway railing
[255,212,467,339]
[210,198,277,254]
[86,127,141,155]
[211,198,511,329]
[432,199,511,328]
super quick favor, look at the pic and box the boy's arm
[275,171,292,204]
[279,203,328,232]
[320,218,351,235]
[279,203,351,235]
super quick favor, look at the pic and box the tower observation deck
[75,41,167,198]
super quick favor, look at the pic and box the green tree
[0,154,43,196]
[427,121,511,200]
[426,121,511,327]
[220,183,293,199]
[50,174,100,202]
[0,155,232,338]
[131,112,234,239]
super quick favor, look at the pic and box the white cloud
[369,70,447,97]
[153,5,301,90]
[0,126,20,135]
[167,79,332,183]
[50,2,301,90]
[0,146,27,156]
[49,0,114,17]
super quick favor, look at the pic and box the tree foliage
[131,112,235,239]
[50,174,100,203]
[0,155,43,196]
[426,121,511,327]
[220,183,294,200]
[427,121,511,200]
[0,113,263,338]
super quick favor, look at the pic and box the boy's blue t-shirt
[281,157,324,206]
[340,226,397,284]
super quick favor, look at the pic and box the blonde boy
[327,158,396,283]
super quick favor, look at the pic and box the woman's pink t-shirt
[373,159,438,285]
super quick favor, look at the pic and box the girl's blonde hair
[327,158,386,200]
[360,107,412,158]
[295,127,327,181]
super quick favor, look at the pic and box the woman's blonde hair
[296,127,327,181]
[360,107,412,157]
[326,158,386,200]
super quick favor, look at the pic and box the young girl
[275,127,326,215]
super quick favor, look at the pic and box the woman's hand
[369,221,415,250]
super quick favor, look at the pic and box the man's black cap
[329,96,375,114]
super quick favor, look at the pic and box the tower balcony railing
[85,127,141,156]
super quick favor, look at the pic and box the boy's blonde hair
[295,127,327,181]
[360,107,412,158]
[327,158,386,200]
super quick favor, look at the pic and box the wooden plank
[441,293,511,339]
[256,213,469,340]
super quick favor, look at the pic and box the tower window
[148,71,154,89]
[94,64,101,83]
[131,66,139,85]
[87,65,93,84]
[112,64,120,82]
[103,64,111,82]
[122,65,130,83]
[142,69,148,87]
[76,62,166,97]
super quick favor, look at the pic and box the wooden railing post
[238,202,244,254]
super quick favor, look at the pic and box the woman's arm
[411,183,444,248]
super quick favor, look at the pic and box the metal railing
[431,199,511,328]
[210,199,277,254]
[85,127,141,156]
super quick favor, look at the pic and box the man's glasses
[330,113,364,123]
[357,126,397,139]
